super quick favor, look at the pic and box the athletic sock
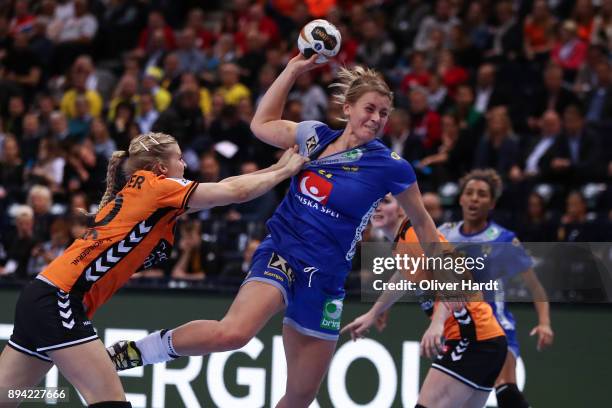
[135,329,179,365]
[496,383,530,408]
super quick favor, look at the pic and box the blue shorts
[242,238,345,341]
[490,302,520,358]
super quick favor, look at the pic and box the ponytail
[98,150,128,210]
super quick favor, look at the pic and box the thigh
[222,280,286,331]
[462,389,491,408]
[282,324,336,397]
[47,340,125,405]
[0,345,53,407]
[495,350,517,386]
[418,368,474,408]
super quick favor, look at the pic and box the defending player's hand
[282,146,310,176]
[420,321,444,358]
[530,323,554,351]
[341,311,377,341]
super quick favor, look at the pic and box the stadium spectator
[49,0,98,75]
[89,117,116,160]
[136,10,176,56]
[108,74,138,121]
[135,93,159,135]
[4,95,26,139]
[474,106,521,179]
[141,66,172,112]
[171,219,206,281]
[571,0,595,42]
[8,0,35,38]
[26,184,55,242]
[515,191,556,241]
[487,0,523,62]
[520,110,562,181]
[529,63,580,127]
[28,137,65,193]
[1,32,42,100]
[180,72,212,119]
[185,8,216,51]
[62,139,108,204]
[216,62,251,106]
[400,51,431,94]
[67,95,92,141]
[584,60,612,124]
[448,83,483,131]
[161,52,183,94]
[414,0,458,52]
[473,63,508,115]
[175,27,208,74]
[19,112,44,164]
[523,0,557,63]
[355,18,396,71]
[541,104,603,186]
[591,0,612,49]
[59,68,103,119]
[557,190,602,241]
[426,75,451,113]
[0,135,25,204]
[551,20,587,81]
[1,205,38,280]
[48,111,71,141]
[71,55,116,102]
[227,161,278,222]
[408,87,441,152]
[28,217,71,275]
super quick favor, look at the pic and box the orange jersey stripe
[396,219,504,341]
[41,170,198,317]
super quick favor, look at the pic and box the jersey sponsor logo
[267,252,294,284]
[306,135,318,154]
[298,171,333,205]
[320,298,343,330]
[391,151,401,160]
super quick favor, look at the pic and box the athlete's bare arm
[250,54,318,148]
[188,148,307,210]
[521,267,554,350]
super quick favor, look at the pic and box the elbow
[250,121,263,140]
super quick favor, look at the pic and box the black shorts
[431,335,507,391]
[8,278,98,362]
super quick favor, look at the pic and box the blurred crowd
[0,0,611,286]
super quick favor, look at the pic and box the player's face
[371,194,401,229]
[459,180,494,223]
[164,143,187,178]
[345,91,391,143]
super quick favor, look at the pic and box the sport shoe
[107,340,143,371]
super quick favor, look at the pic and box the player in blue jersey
[106,54,442,407]
[438,169,554,408]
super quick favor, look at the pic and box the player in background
[343,194,507,408]
[0,132,306,408]
[106,54,443,408]
[438,168,554,408]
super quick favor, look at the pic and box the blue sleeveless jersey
[266,121,416,277]
[438,221,533,351]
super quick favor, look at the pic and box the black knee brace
[88,402,132,408]
[496,383,530,408]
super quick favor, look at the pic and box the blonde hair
[98,132,178,210]
[27,185,52,210]
[459,169,503,201]
[330,66,393,121]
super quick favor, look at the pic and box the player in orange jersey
[342,194,507,408]
[0,132,307,408]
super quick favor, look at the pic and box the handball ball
[297,19,342,64]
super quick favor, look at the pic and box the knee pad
[496,383,530,408]
[88,402,132,408]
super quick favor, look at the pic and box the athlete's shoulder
[487,221,516,243]
[296,121,340,156]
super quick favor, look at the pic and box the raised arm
[250,54,318,148]
[188,147,307,210]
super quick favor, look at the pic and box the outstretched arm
[521,268,554,350]
[250,54,318,148]
[188,147,307,210]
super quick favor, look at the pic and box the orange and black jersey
[394,218,505,342]
[41,170,198,317]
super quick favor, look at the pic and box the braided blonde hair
[98,132,178,210]
[329,66,393,121]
